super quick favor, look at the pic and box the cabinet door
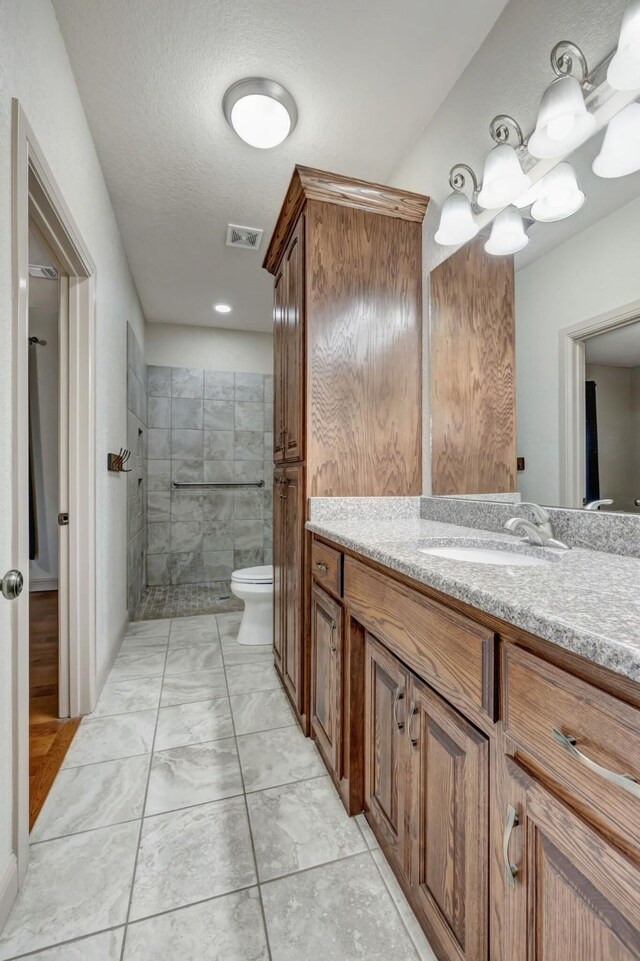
[408,675,488,961]
[501,757,640,961]
[310,583,342,777]
[284,215,305,462]
[282,464,304,712]
[273,268,286,464]
[272,469,285,674]
[364,633,409,871]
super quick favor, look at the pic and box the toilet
[230,565,274,646]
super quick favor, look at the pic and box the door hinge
[57,512,69,526]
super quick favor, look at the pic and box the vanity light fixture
[434,164,481,246]
[592,102,640,177]
[608,0,640,90]
[528,42,596,159]
[214,303,233,314]
[514,179,544,209]
[530,162,585,222]
[484,205,529,256]
[223,78,297,149]
[477,116,531,209]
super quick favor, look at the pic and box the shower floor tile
[134,582,243,620]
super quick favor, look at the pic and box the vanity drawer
[344,557,496,724]
[503,643,640,858]
[311,540,343,597]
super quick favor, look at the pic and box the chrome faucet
[504,502,570,551]
[584,499,613,511]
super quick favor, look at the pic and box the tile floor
[133,583,242,620]
[0,612,436,961]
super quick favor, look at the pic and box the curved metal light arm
[550,40,589,84]
[490,114,525,146]
[448,163,479,196]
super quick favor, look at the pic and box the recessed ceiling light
[214,303,232,314]
[223,78,297,149]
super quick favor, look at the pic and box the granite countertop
[306,513,640,683]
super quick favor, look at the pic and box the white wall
[146,322,273,374]
[515,197,640,506]
[633,367,640,510]
[0,0,146,907]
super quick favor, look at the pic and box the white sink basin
[419,545,550,567]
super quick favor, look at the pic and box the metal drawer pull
[552,728,640,798]
[315,562,328,572]
[329,623,337,655]
[393,690,405,732]
[408,702,419,747]
[503,804,520,889]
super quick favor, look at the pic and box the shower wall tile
[235,402,264,431]
[127,324,147,618]
[171,490,204,522]
[203,521,234,552]
[234,548,263,570]
[204,400,234,430]
[203,551,234,581]
[172,459,204,484]
[204,461,234,484]
[148,365,172,397]
[264,375,274,404]
[171,428,204,460]
[148,459,171,491]
[148,491,171,523]
[204,491,234,521]
[172,398,203,429]
[171,551,204,585]
[234,520,263,550]
[234,462,264,484]
[204,429,234,460]
[235,490,264,519]
[204,370,234,400]
[235,372,264,402]
[172,367,203,398]
[264,404,273,430]
[171,521,204,553]
[148,396,171,428]
[234,431,263,461]
[148,522,171,555]
[148,428,171,459]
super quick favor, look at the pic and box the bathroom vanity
[305,500,640,961]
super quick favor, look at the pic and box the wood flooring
[29,591,80,830]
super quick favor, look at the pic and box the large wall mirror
[430,86,640,515]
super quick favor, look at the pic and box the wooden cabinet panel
[273,269,286,464]
[310,584,342,777]
[284,215,305,463]
[501,757,640,961]
[272,470,285,673]
[408,675,488,961]
[311,539,343,597]
[503,644,640,861]
[364,633,409,872]
[282,464,304,713]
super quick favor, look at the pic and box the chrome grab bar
[503,804,520,889]
[551,728,640,798]
[171,481,264,489]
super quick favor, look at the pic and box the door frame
[11,99,97,889]
[559,298,640,508]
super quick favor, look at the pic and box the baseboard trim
[29,578,58,592]
[0,853,18,933]
[95,614,129,707]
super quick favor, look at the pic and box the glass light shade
[514,179,544,208]
[484,205,529,256]
[230,94,292,148]
[477,143,531,209]
[593,103,640,177]
[528,75,596,159]
[531,163,585,222]
[434,191,480,246]
[608,0,640,90]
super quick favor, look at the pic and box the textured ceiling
[52,0,508,332]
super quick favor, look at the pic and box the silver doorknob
[1,570,24,600]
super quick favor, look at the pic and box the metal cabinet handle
[503,804,520,889]
[315,562,328,572]
[329,623,337,655]
[552,728,640,798]
[408,701,419,747]
[393,689,405,732]
[1,569,24,601]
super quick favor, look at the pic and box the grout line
[2,923,127,961]
[258,848,373,888]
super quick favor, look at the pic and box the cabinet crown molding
[263,165,430,274]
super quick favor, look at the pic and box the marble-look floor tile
[247,776,366,881]
[119,635,168,654]
[261,853,417,961]
[62,711,156,767]
[125,620,171,639]
[371,850,438,961]
[160,668,227,707]
[109,648,167,680]
[237,726,325,793]
[31,755,150,842]
[221,638,273,667]
[164,644,223,675]
[169,615,219,649]
[93,675,163,717]
[154,698,233,751]
[130,796,256,921]
[230,689,294,736]
[123,889,268,961]
[146,739,243,815]
[216,611,243,635]
[16,928,124,961]
[355,812,380,851]
[0,822,139,960]
[225,663,282,695]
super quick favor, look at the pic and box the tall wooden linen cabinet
[263,166,429,730]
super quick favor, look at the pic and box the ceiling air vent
[226,224,264,251]
[29,265,59,279]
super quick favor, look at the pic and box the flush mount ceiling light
[593,102,640,177]
[608,0,640,90]
[434,164,481,246]
[528,42,596,159]
[530,162,585,221]
[223,78,297,149]
[484,205,529,256]
[477,116,531,209]
[214,303,232,314]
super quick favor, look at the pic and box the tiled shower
[145,365,273,588]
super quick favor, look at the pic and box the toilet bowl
[230,565,274,646]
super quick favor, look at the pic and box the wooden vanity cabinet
[310,583,343,778]
[273,464,305,715]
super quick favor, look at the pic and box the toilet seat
[231,564,273,585]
